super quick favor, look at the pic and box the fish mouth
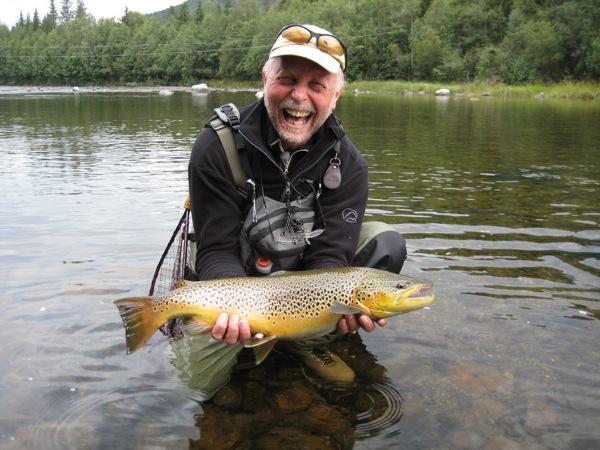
[408,285,434,301]
[392,283,435,310]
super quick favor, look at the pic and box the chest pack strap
[208,103,248,192]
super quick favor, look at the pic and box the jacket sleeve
[300,137,368,270]
[188,129,247,280]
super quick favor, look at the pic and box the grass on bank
[203,79,600,100]
[344,80,600,100]
[200,79,599,100]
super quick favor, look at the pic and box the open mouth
[410,286,433,299]
[283,108,312,127]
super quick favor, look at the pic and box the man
[188,24,406,383]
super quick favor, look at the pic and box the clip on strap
[214,103,241,130]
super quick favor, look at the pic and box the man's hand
[337,314,387,335]
[211,312,264,345]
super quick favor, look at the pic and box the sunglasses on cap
[275,24,347,72]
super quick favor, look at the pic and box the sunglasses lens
[282,26,311,44]
[277,25,346,71]
[319,35,345,56]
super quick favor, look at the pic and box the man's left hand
[337,314,387,334]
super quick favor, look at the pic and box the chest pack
[209,103,337,275]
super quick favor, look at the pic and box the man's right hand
[211,312,264,345]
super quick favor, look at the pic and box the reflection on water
[0,91,599,449]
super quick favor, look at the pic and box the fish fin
[244,336,278,365]
[330,301,363,315]
[170,334,243,400]
[114,297,164,354]
[180,318,211,336]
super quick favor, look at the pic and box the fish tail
[114,297,164,354]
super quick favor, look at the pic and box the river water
[0,90,598,449]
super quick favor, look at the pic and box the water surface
[0,90,598,449]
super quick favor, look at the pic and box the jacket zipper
[238,129,337,190]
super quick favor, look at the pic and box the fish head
[355,273,435,318]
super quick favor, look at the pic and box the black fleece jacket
[188,99,368,280]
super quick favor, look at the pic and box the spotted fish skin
[115,267,435,354]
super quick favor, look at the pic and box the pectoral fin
[330,301,363,315]
[180,318,212,336]
[244,335,278,365]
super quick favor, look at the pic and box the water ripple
[353,381,404,440]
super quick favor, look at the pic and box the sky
[1,0,184,28]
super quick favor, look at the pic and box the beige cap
[269,24,346,73]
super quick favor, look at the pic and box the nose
[290,85,309,103]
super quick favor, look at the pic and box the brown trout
[115,267,435,362]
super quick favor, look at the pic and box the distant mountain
[147,0,200,21]
[147,0,279,21]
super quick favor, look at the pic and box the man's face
[263,56,341,151]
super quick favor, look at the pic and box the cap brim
[269,45,341,74]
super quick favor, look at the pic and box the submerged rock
[254,427,339,450]
[212,384,243,410]
[525,394,559,437]
[192,405,240,449]
[270,383,316,413]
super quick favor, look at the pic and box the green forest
[1,0,599,85]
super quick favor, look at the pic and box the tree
[42,0,59,31]
[60,0,74,23]
[194,1,204,24]
[1,0,598,85]
[410,21,444,79]
[121,8,145,29]
[75,0,88,20]
[178,3,190,25]
[33,10,41,30]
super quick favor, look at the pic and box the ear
[334,87,343,102]
[261,71,267,86]
[330,88,343,111]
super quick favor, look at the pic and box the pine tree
[33,9,41,30]
[76,0,87,20]
[194,1,204,24]
[60,0,74,23]
[49,0,58,27]
[178,3,190,24]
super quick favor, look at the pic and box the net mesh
[149,206,193,298]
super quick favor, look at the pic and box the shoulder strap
[209,103,248,192]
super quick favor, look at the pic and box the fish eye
[395,280,409,289]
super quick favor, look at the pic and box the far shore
[1,80,598,100]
